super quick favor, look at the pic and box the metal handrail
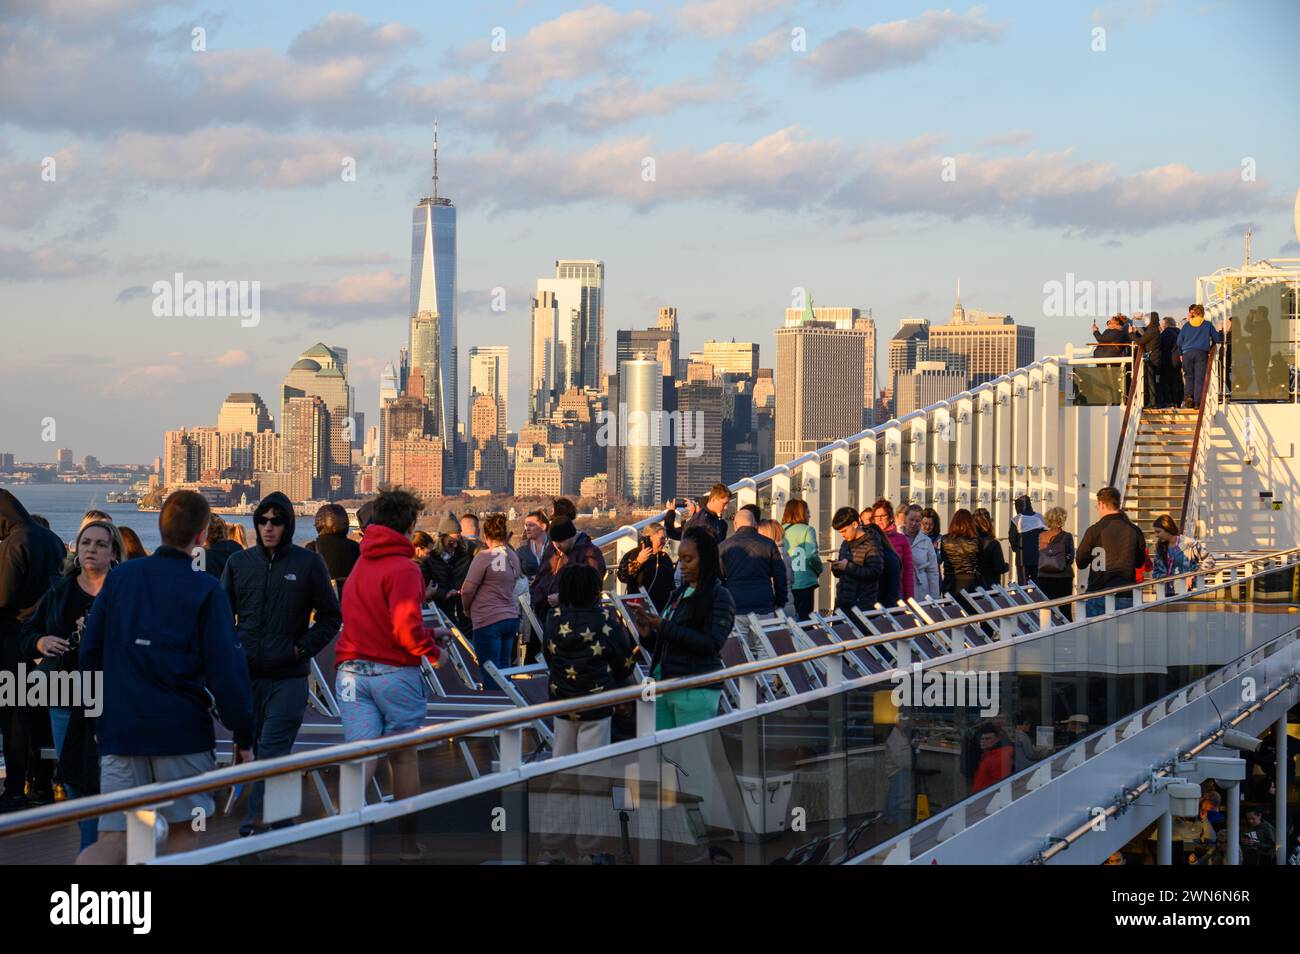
[2,543,1297,841]
[1107,345,1145,490]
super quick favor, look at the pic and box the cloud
[977,129,1034,148]
[296,252,401,267]
[451,126,1280,235]
[272,270,406,325]
[804,7,1006,84]
[213,349,250,367]
[677,0,794,38]
[0,245,108,280]
[287,12,420,62]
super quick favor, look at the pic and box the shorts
[97,751,217,831]
[338,664,427,742]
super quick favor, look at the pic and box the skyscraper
[608,357,663,506]
[410,121,459,485]
[928,285,1035,388]
[469,345,508,440]
[784,300,877,427]
[534,277,584,397]
[530,289,560,422]
[555,259,605,390]
[775,309,871,459]
[377,361,400,486]
[688,340,760,378]
[617,307,680,376]
[281,343,352,498]
[217,393,273,434]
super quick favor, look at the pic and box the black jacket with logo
[832,527,885,612]
[219,492,342,679]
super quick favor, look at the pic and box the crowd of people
[0,468,1243,864]
[1091,304,1229,409]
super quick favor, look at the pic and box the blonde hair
[66,520,125,576]
[1045,506,1067,530]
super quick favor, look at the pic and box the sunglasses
[256,517,286,527]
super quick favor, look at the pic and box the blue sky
[2,0,1298,463]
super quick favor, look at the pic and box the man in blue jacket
[78,490,254,864]
[1178,304,1229,408]
[719,506,787,615]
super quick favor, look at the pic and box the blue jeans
[245,677,307,829]
[49,706,98,851]
[1183,349,1208,406]
[472,617,519,680]
[1085,593,1133,618]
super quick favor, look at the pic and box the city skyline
[4,1,1299,463]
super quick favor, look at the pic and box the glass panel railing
[1226,280,1297,402]
[1064,362,1130,406]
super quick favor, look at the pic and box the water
[0,482,307,552]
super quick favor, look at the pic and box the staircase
[1124,407,1199,542]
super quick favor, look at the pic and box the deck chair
[1011,581,1073,627]
[483,660,555,756]
[963,585,1040,639]
[603,588,655,682]
[740,612,822,696]
[907,595,990,651]
[805,610,892,677]
[853,604,945,665]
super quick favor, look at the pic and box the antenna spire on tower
[1244,225,1252,268]
[432,119,439,200]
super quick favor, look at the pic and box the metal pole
[1225,781,1240,865]
[1157,809,1172,865]
[1277,716,1288,866]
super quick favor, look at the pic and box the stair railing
[1107,343,1146,494]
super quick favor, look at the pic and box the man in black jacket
[829,506,885,616]
[1158,316,1182,407]
[664,483,731,544]
[1075,487,1147,619]
[0,489,66,811]
[719,508,787,615]
[1091,315,1131,358]
[1131,312,1161,406]
[220,491,342,835]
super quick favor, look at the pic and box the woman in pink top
[459,512,525,680]
[869,499,916,601]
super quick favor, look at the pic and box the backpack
[1039,533,1069,575]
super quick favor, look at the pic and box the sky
[2,0,1298,464]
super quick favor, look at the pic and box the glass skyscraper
[409,125,459,484]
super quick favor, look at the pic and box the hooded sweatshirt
[0,489,67,669]
[1176,314,1223,355]
[337,524,441,668]
[219,492,341,679]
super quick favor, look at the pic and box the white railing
[1181,343,1221,539]
[596,348,1138,598]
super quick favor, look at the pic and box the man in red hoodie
[337,489,449,860]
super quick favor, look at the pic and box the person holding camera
[616,522,674,612]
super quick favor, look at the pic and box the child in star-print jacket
[543,564,637,753]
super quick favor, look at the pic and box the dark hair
[1153,513,1180,565]
[921,507,942,535]
[872,498,895,522]
[371,488,423,534]
[411,531,434,551]
[159,490,211,549]
[552,497,577,521]
[1096,486,1122,511]
[905,503,923,517]
[525,509,549,528]
[947,509,977,539]
[973,510,994,538]
[831,505,859,531]
[30,513,50,529]
[679,525,722,631]
[82,509,112,525]
[740,503,761,520]
[481,512,508,542]
[1189,304,1205,318]
[976,721,1000,739]
[118,525,149,559]
[315,503,349,535]
[460,512,480,531]
[781,499,809,526]
[557,562,601,609]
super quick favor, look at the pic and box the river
[0,482,308,551]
